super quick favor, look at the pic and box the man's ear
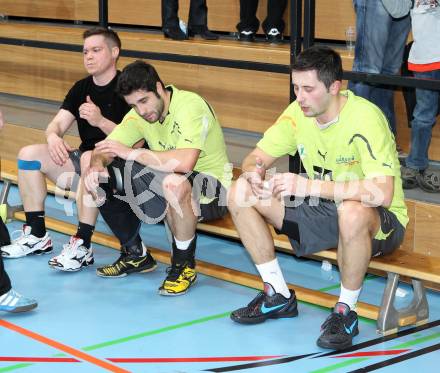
[329,80,342,95]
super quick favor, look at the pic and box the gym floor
[1,185,440,372]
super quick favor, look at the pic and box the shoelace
[321,313,346,333]
[165,263,186,281]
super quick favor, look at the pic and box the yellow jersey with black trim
[257,90,408,228]
[108,85,232,196]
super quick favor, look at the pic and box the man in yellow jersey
[84,60,231,295]
[228,46,407,350]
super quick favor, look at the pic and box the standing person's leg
[187,0,218,39]
[349,1,392,112]
[370,13,411,135]
[404,70,440,192]
[161,0,187,40]
[236,0,260,41]
[2,144,77,258]
[262,0,287,41]
[49,151,97,271]
[0,218,38,313]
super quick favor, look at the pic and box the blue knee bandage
[17,159,42,170]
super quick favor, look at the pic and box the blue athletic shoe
[0,289,38,313]
[230,283,298,324]
[317,302,359,350]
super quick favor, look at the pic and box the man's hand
[272,172,310,199]
[95,139,133,160]
[242,157,273,199]
[79,96,103,127]
[46,132,72,166]
[84,164,109,202]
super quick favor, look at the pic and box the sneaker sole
[2,246,53,259]
[1,302,38,313]
[49,258,95,272]
[96,263,157,278]
[230,308,299,324]
[316,329,359,350]
[158,276,197,296]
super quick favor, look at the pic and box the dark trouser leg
[188,0,208,30]
[237,0,260,33]
[162,0,179,29]
[0,218,11,295]
[0,255,12,296]
[262,0,287,34]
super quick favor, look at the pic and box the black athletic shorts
[276,197,405,257]
[105,158,228,224]
[68,149,82,175]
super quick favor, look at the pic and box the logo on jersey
[298,144,306,159]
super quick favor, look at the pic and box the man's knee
[80,151,92,172]
[338,201,378,238]
[162,174,192,203]
[227,178,255,213]
[17,145,44,169]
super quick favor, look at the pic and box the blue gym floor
[1,183,440,372]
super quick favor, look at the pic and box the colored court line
[335,349,410,358]
[348,342,440,372]
[0,320,129,373]
[310,330,440,373]
[0,358,78,363]
[0,355,282,364]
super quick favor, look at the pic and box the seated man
[228,46,408,350]
[85,60,231,295]
[0,109,37,313]
[1,27,132,272]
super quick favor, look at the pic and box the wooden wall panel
[0,0,97,22]
[108,0,355,40]
[400,199,415,252]
[414,202,440,258]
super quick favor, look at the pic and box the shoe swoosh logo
[261,302,287,314]
[344,320,357,334]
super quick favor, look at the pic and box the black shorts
[68,149,82,175]
[105,158,228,224]
[276,197,405,257]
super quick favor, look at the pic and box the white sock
[256,258,290,298]
[174,236,194,251]
[338,284,361,311]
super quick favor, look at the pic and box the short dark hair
[291,46,343,89]
[83,27,121,51]
[117,60,165,97]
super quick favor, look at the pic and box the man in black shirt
[1,28,153,275]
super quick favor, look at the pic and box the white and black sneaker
[48,236,94,272]
[266,28,283,43]
[1,225,53,258]
[238,30,255,42]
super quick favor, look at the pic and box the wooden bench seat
[2,149,440,334]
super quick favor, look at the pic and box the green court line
[0,311,230,372]
[309,358,369,373]
[392,332,440,349]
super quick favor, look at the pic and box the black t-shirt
[61,71,130,152]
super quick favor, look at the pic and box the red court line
[335,349,410,358]
[0,320,129,373]
[108,355,284,363]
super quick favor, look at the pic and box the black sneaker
[401,166,420,189]
[96,243,157,278]
[317,302,359,350]
[266,28,283,43]
[230,283,298,324]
